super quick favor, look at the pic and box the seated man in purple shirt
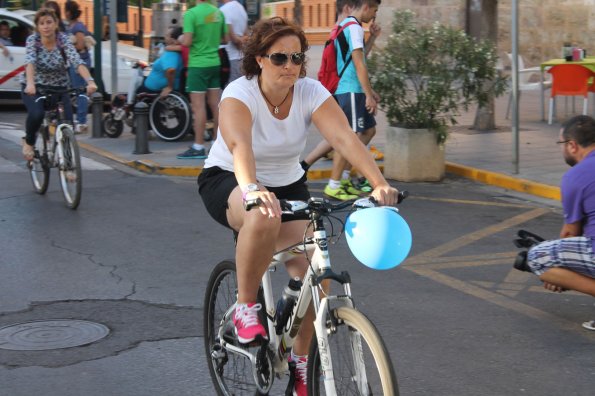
[526,115,595,330]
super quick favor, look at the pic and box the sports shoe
[370,145,384,161]
[354,177,373,193]
[324,185,358,201]
[176,147,207,159]
[233,303,268,344]
[582,320,595,331]
[341,179,367,196]
[74,124,88,134]
[288,353,308,396]
[22,138,34,161]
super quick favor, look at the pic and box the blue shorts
[527,236,595,277]
[334,92,376,133]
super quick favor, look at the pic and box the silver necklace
[258,79,291,114]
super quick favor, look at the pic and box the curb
[79,142,560,201]
[446,162,561,201]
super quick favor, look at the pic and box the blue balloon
[345,207,412,270]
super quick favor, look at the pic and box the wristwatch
[242,183,260,200]
[85,77,95,82]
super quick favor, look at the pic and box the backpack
[317,21,358,94]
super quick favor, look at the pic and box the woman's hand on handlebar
[244,190,283,218]
[370,183,400,206]
[86,81,98,97]
[24,83,36,96]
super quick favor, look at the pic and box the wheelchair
[102,90,193,141]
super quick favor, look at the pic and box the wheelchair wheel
[149,92,191,141]
[102,114,124,138]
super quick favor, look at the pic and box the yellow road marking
[407,267,595,339]
[413,208,550,259]
[414,195,536,208]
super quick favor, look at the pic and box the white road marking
[0,128,112,170]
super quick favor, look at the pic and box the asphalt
[76,46,571,202]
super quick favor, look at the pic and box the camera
[513,230,545,273]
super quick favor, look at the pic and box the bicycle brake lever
[243,197,262,211]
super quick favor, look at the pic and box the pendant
[274,106,279,114]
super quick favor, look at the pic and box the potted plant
[368,9,506,181]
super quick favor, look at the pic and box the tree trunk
[294,0,303,26]
[467,0,498,131]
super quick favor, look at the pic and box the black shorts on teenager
[197,166,310,229]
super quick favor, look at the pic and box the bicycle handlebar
[35,87,89,103]
[244,191,408,216]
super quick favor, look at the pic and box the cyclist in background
[20,8,96,161]
[197,17,399,395]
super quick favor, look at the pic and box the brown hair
[242,17,309,80]
[64,0,82,21]
[34,7,59,31]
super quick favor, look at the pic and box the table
[538,57,595,121]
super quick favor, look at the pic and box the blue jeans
[21,86,73,146]
[69,64,89,125]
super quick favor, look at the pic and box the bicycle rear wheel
[149,92,191,141]
[28,128,50,194]
[307,306,399,395]
[204,260,270,396]
[56,125,82,209]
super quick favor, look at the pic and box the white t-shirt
[205,76,331,187]
[220,0,248,61]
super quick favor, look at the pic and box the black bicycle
[28,87,85,209]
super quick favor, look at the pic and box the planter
[384,126,445,182]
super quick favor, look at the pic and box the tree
[466,0,499,131]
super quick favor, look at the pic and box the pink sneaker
[233,303,268,344]
[289,353,308,396]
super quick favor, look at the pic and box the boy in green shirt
[178,0,229,159]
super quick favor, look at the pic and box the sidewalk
[77,45,573,202]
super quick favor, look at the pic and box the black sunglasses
[263,52,306,66]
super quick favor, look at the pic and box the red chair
[547,64,594,124]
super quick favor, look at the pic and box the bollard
[91,92,104,138]
[133,101,151,154]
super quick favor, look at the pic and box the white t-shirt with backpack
[204,76,331,187]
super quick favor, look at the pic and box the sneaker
[324,185,358,201]
[177,147,207,159]
[22,138,34,161]
[370,145,384,161]
[341,179,367,196]
[354,177,373,193]
[233,303,268,344]
[74,124,88,134]
[288,353,308,396]
[582,320,595,331]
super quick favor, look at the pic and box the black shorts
[197,166,310,229]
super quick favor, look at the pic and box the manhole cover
[0,319,110,351]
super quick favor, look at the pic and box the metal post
[133,102,151,154]
[91,92,104,138]
[511,0,519,174]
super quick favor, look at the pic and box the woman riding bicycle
[197,17,399,395]
[20,7,97,161]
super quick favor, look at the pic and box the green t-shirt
[183,3,228,68]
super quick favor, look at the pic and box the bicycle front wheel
[150,92,191,141]
[28,130,50,194]
[307,306,399,396]
[56,125,82,209]
[204,260,270,396]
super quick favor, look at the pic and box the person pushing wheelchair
[515,115,595,331]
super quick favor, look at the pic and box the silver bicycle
[28,87,85,209]
[204,193,407,395]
